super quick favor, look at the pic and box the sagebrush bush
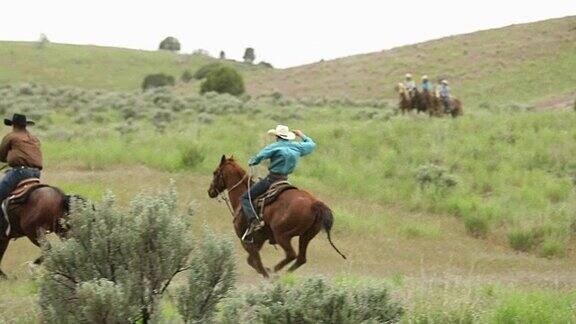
[181,70,193,83]
[181,145,205,169]
[416,163,458,191]
[175,230,236,323]
[142,73,175,91]
[39,186,193,323]
[200,66,245,96]
[193,63,224,80]
[217,277,403,323]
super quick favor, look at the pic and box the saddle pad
[253,181,297,219]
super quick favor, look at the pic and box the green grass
[28,105,576,255]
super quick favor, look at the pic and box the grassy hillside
[1,16,575,109]
[248,16,576,107]
[0,42,257,91]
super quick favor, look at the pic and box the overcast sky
[2,1,575,68]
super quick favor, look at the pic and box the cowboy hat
[267,125,296,140]
[441,80,449,85]
[4,114,35,127]
[405,73,413,79]
[421,75,429,80]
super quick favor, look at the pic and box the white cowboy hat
[405,73,412,79]
[267,125,296,140]
[421,75,429,80]
[441,80,449,85]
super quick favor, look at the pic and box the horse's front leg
[242,241,269,278]
[0,238,9,279]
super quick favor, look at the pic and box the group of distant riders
[398,73,462,117]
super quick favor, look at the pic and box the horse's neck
[227,170,248,210]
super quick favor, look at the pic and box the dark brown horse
[208,155,346,278]
[0,186,71,279]
[450,98,464,117]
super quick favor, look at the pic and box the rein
[217,173,249,217]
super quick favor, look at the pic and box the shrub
[193,63,224,80]
[538,238,566,258]
[258,61,274,69]
[39,186,193,323]
[416,163,458,191]
[181,70,193,83]
[507,227,545,252]
[181,145,205,169]
[159,36,181,51]
[200,67,245,96]
[37,33,49,49]
[464,214,489,238]
[219,50,226,59]
[217,277,403,323]
[243,47,255,64]
[175,230,236,323]
[142,73,175,91]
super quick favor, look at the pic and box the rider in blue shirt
[242,125,316,238]
[421,75,433,92]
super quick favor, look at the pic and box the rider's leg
[241,176,272,222]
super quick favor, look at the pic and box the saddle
[253,180,297,221]
[9,178,42,200]
[1,178,47,237]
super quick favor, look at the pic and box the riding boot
[242,218,265,242]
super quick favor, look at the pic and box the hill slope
[0,16,574,107]
[247,16,576,107]
[0,42,256,91]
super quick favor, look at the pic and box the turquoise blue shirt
[249,135,316,175]
[421,81,433,91]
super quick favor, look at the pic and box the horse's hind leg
[274,235,297,273]
[288,226,321,272]
[0,238,9,279]
[26,227,49,265]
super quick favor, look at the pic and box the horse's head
[208,155,242,198]
[395,83,406,95]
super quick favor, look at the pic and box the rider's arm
[294,133,316,156]
[0,134,11,163]
[249,144,275,166]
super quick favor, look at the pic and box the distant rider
[242,125,316,239]
[404,73,417,97]
[438,80,452,112]
[421,75,433,92]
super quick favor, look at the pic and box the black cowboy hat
[4,114,35,127]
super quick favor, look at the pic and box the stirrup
[241,220,264,243]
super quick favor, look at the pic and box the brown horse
[0,186,71,279]
[208,155,346,278]
[395,83,413,114]
[450,98,464,117]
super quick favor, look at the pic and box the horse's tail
[312,201,347,260]
[63,194,94,215]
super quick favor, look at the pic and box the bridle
[213,168,249,217]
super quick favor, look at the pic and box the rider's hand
[293,130,304,138]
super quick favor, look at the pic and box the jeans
[0,167,41,202]
[241,174,285,221]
